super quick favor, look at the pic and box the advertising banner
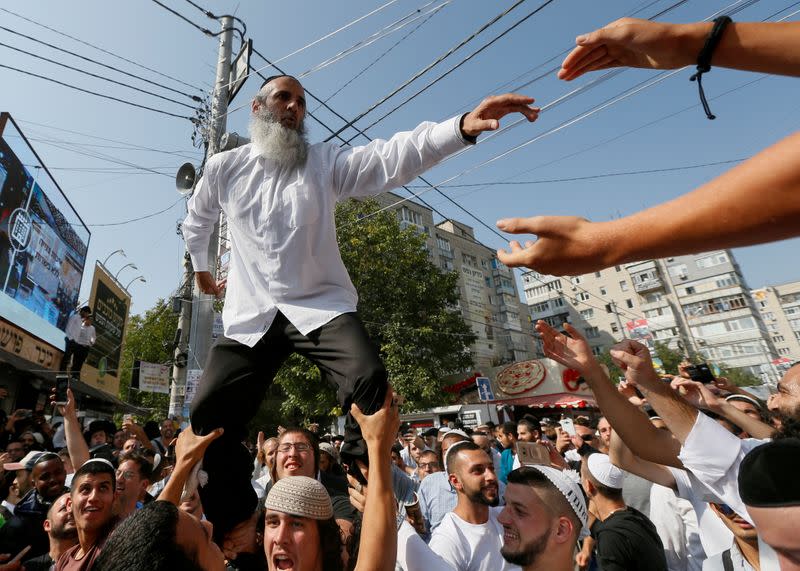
[82,263,131,395]
[138,361,170,394]
[0,115,89,354]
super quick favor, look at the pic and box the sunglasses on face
[713,503,736,517]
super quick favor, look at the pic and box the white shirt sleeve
[330,116,471,200]
[397,520,454,571]
[678,412,768,524]
[183,157,222,272]
[65,313,80,340]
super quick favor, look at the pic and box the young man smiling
[56,459,119,571]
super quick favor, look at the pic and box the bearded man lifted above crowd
[182,74,539,552]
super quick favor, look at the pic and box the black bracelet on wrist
[689,16,732,120]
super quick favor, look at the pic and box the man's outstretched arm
[496,130,800,275]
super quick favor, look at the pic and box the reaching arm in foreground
[535,321,681,466]
[57,389,90,469]
[558,19,800,81]
[352,387,401,571]
[497,130,800,275]
[160,427,223,506]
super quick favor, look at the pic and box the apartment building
[371,192,533,369]
[751,280,800,367]
[523,250,780,382]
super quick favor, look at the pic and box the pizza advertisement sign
[489,358,594,400]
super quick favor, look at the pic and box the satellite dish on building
[176,163,197,195]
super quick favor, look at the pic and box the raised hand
[461,93,539,137]
[496,216,612,275]
[670,378,720,411]
[609,340,660,390]
[173,426,224,467]
[558,18,701,81]
[534,320,599,375]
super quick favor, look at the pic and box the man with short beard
[184,73,539,550]
[499,466,588,571]
[429,441,518,571]
[22,492,78,571]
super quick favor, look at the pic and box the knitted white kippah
[528,465,589,531]
[265,476,333,520]
[443,439,472,474]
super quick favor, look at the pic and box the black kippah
[739,438,800,508]
[259,74,302,90]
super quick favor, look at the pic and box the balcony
[634,275,664,293]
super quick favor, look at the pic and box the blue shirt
[499,448,515,484]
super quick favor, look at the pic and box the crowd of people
[0,348,796,570]
[1,12,799,571]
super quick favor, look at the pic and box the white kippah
[265,476,333,520]
[528,465,588,531]
[443,439,471,474]
[587,453,626,489]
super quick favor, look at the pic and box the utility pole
[611,301,626,341]
[169,16,234,418]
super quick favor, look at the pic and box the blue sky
[1,0,798,318]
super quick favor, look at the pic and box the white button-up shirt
[183,116,471,346]
[66,313,96,346]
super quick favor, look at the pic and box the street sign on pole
[228,39,252,104]
[476,376,495,401]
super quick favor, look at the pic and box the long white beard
[248,107,309,169]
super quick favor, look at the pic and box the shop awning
[491,392,597,409]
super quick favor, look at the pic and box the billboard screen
[83,263,131,396]
[0,115,90,351]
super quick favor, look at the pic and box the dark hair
[501,421,517,436]
[391,443,403,455]
[319,516,345,571]
[582,454,623,501]
[517,417,540,433]
[484,421,496,429]
[118,450,153,481]
[258,74,301,91]
[94,501,202,570]
[73,459,116,490]
[272,428,320,481]
[445,441,481,475]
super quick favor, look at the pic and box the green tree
[117,299,177,420]
[274,197,476,422]
[717,364,761,387]
[653,342,687,375]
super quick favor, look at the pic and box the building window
[763,312,775,321]
[591,345,605,356]
[779,347,791,355]
[626,299,634,309]
[605,304,613,313]
[577,292,590,302]
[696,252,729,269]
[552,297,565,307]
[684,287,695,295]
[773,335,785,343]
[611,323,619,333]
[572,276,582,285]
[580,309,594,320]
[669,264,688,278]
[584,327,600,338]
[644,292,664,302]
[615,266,621,272]
[531,301,549,313]
[436,236,451,251]
[600,287,607,296]
[619,280,629,292]
[399,207,422,225]
[595,271,602,278]
[716,274,738,288]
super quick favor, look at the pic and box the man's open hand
[461,93,539,137]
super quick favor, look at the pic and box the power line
[0,41,197,110]
[344,0,559,144]
[18,120,202,160]
[0,63,193,120]
[0,6,206,93]
[311,2,446,112]
[274,0,402,67]
[83,197,185,227]
[149,0,246,45]
[410,158,746,188]
[322,0,532,143]
[298,0,451,79]
[0,25,202,102]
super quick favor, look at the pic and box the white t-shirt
[429,507,521,571]
[649,483,705,571]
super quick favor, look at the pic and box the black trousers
[190,311,387,538]
[60,340,89,378]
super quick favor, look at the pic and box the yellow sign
[0,317,62,371]
[82,263,131,396]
